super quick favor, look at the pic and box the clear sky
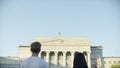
[0,0,120,57]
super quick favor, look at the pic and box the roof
[103,57,120,58]
[91,46,103,49]
[33,38,92,46]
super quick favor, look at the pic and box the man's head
[31,42,41,53]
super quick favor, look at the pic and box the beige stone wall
[103,57,120,68]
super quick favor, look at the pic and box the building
[0,38,119,68]
[91,46,104,68]
[0,56,20,68]
[103,57,120,68]
[18,38,102,68]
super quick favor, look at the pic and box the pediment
[34,38,91,46]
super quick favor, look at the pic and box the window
[109,61,111,64]
[104,61,106,64]
[114,61,116,64]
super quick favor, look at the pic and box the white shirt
[21,56,48,68]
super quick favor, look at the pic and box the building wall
[103,57,120,68]
[1,38,119,68]
[0,57,20,68]
[19,38,92,68]
[91,46,103,68]
[1,56,120,68]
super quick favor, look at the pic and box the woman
[73,52,88,68]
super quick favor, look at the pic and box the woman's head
[73,52,88,68]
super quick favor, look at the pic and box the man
[21,42,48,68]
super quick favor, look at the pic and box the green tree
[111,64,120,68]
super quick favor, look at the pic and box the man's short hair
[31,42,41,53]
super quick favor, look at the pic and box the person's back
[21,56,48,68]
[21,42,48,68]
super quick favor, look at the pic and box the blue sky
[0,0,120,57]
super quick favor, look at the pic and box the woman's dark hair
[73,52,88,68]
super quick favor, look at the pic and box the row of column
[39,51,91,68]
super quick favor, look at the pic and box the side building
[103,57,120,68]
[0,56,20,68]
[91,46,104,68]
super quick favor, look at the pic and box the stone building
[103,57,120,68]
[0,56,20,68]
[18,38,102,68]
[0,38,119,68]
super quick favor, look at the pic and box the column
[87,51,91,68]
[55,51,58,67]
[71,51,74,68]
[46,51,50,62]
[63,51,66,67]
[83,51,88,63]
[39,52,41,57]
[46,51,50,67]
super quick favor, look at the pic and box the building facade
[103,57,120,68]
[18,38,101,68]
[91,46,104,68]
[0,56,20,68]
[0,38,120,68]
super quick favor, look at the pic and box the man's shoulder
[21,57,48,68]
[24,57,47,63]
[38,58,48,68]
[21,57,31,64]
[38,58,47,63]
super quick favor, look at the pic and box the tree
[111,64,120,68]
